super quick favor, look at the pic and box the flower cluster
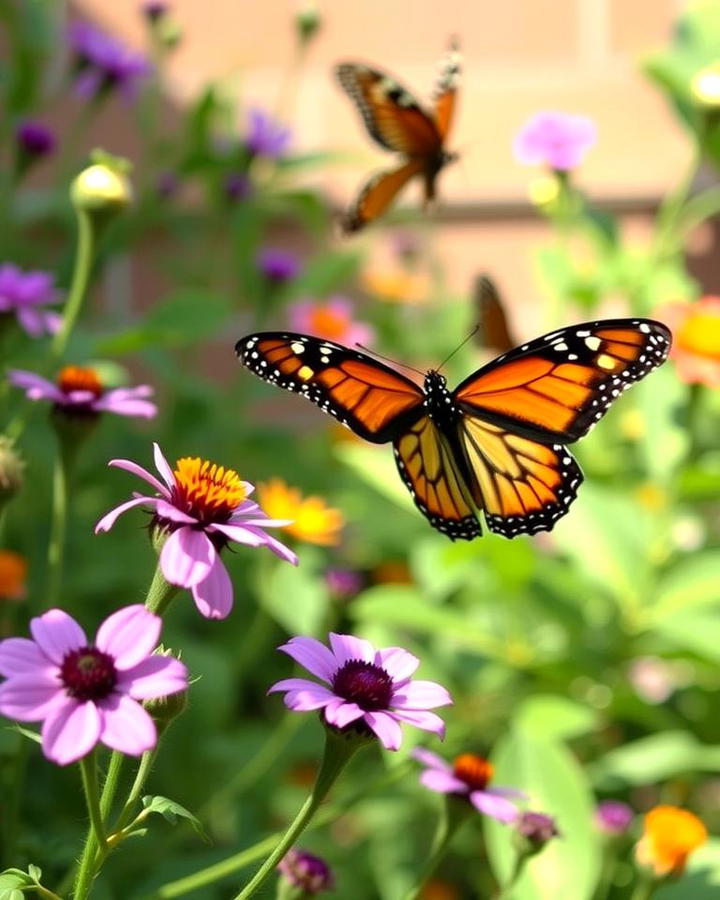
[68,21,151,100]
[0,264,60,337]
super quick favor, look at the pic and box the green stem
[629,878,658,900]
[650,143,701,266]
[494,851,529,899]
[144,564,179,616]
[112,749,157,836]
[232,732,362,900]
[46,440,76,608]
[52,209,95,361]
[73,751,107,899]
[1,737,28,867]
[403,798,471,900]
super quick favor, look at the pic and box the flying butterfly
[336,40,461,233]
[236,319,671,540]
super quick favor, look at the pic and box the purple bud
[596,800,633,834]
[277,848,334,895]
[326,567,363,598]
[155,170,180,199]
[515,811,560,853]
[224,172,252,202]
[16,120,56,158]
[257,247,302,284]
[143,1,168,21]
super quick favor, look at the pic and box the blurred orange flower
[258,479,344,546]
[636,805,707,877]
[0,550,27,601]
[372,559,413,585]
[661,297,720,387]
[361,267,429,305]
[421,880,460,900]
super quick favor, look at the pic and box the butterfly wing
[454,318,671,444]
[474,274,517,355]
[336,63,443,156]
[343,159,426,233]
[394,415,481,539]
[433,39,461,139]
[237,332,425,443]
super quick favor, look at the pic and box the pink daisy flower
[0,604,187,765]
[96,444,297,620]
[412,748,526,823]
[8,366,157,419]
[513,110,597,171]
[288,296,374,346]
[0,263,61,338]
[268,633,452,751]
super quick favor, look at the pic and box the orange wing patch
[393,416,481,539]
[432,39,461,139]
[343,160,426,233]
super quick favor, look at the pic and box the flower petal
[419,768,468,795]
[411,747,452,772]
[329,633,374,666]
[30,609,85,664]
[108,458,169,498]
[116,655,188,699]
[243,526,298,564]
[208,522,267,547]
[391,708,446,739]
[392,680,453,710]
[363,711,403,751]
[95,496,158,534]
[470,790,519,824]
[267,677,322,693]
[277,636,337,683]
[0,672,64,720]
[191,558,234,620]
[95,388,157,419]
[488,785,528,799]
[0,637,52,676]
[98,694,157,756]
[324,700,364,728]
[7,369,61,401]
[95,605,161,669]
[160,527,216,588]
[153,500,196,525]
[281,684,336,712]
[153,443,175,490]
[42,700,102,765]
[375,647,420,683]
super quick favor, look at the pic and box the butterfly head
[440,149,459,169]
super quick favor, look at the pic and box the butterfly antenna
[437,325,480,372]
[355,344,425,377]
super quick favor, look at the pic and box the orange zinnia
[258,479,344,546]
[660,296,720,387]
[636,805,707,877]
[0,550,27,601]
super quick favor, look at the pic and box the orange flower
[636,805,707,877]
[660,296,720,387]
[361,266,429,305]
[0,550,27,601]
[258,478,344,546]
[421,880,460,900]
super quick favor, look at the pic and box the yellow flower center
[258,479,344,546]
[308,306,349,341]
[453,753,494,791]
[173,457,247,521]
[0,550,27,600]
[57,366,103,398]
[637,805,707,876]
[676,312,720,360]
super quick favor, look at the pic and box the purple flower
[325,567,363,598]
[288,296,374,346]
[246,108,291,159]
[8,366,157,420]
[0,264,60,337]
[515,811,560,849]
[513,111,596,171]
[224,172,252,202]
[15,120,56,158]
[0,605,187,765]
[413,748,525,823]
[268,633,452,751]
[278,848,334,895]
[596,800,634,834]
[68,21,151,100]
[142,1,168,22]
[96,444,297,620]
[257,247,302,284]
[155,170,180,199]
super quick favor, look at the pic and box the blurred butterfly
[473,274,517,355]
[236,319,671,540]
[336,40,461,233]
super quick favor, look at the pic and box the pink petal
[277,684,336,711]
[267,677,323,693]
[116,655,188,699]
[243,526,298,564]
[42,700,102,765]
[7,369,61,400]
[95,394,158,418]
[30,609,86,664]
[153,443,176,490]
[98,694,157,755]
[16,307,48,337]
[375,647,420,683]
[191,558,234,619]
[363,711,403,750]
[0,638,52,676]
[419,768,468,794]
[392,680,453,710]
[95,605,161,669]
[329,633,374,666]
[153,500,196,525]
[470,790,519,823]
[277,636,337,683]
[488,785,528,799]
[160,527,216,588]
[412,747,452,772]
[391,708,446,738]
[108,458,170,498]
[324,700,364,728]
[208,522,268,547]
[95,496,159,533]
[0,672,64,720]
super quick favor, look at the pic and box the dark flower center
[60,646,117,701]
[331,659,393,711]
[453,753,494,790]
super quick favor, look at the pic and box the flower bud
[295,3,321,46]
[277,848,334,897]
[513,811,560,857]
[144,648,188,730]
[71,150,132,217]
[0,437,24,509]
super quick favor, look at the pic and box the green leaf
[289,250,362,297]
[0,870,32,888]
[633,364,688,479]
[656,840,720,899]
[514,695,597,741]
[650,552,720,622]
[26,865,41,883]
[0,889,24,900]
[652,607,720,662]
[336,443,415,512]
[484,730,601,900]
[591,731,720,787]
[8,724,41,744]
[141,796,208,840]
[260,558,329,636]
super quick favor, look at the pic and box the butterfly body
[237,318,671,540]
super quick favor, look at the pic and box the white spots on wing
[584,336,601,351]
[553,341,569,352]
[291,341,305,354]
[568,353,578,361]
[640,323,651,333]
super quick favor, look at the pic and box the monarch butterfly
[336,40,461,233]
[236,319,671,540]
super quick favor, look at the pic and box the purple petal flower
[278,848,334,895]
[96,444,298,620]
[596,800,634,834]
[269,633,452,751]
[0,264,60,337]
[155,170,180,199]
[325,567,363,598]
[8,367,157,420]
[513,111,597,171]
[0,605,187,765]
[15,120,56,158]
[288,296,374,347]
[246,108,291,159]
[412,748,526,824]
[223,172,252,202]
[515,810,560,849]
[257,247,302,284]
[67,21,151,101]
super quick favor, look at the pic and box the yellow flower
[0,550,27,601]
[659,297,720,387]
[258,479,344,546]
[636,805,707,877]
[361,267,429,304]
